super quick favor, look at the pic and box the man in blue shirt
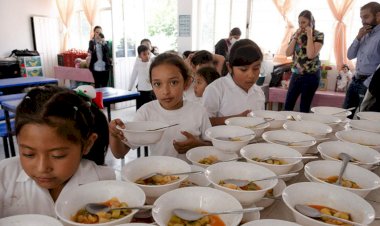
[344,2,380,118]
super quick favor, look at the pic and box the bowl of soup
[186,146,239,168]
[122,156,191,204]
[152,187,243,226]
[55,180,146,226]
[118,121,173,145]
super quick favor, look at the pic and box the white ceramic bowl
[241,219,301,226]
[152,187,243,226]
[254,179,286,208]
[297,113,341,131]
[119,121,171,145]
[283,161,304,182]
[304,160,380,197]
[55,180,146,226]
[225,116,270,138]
[357,111,380,121]
[317,141,380,170]
[335,130,380,151]
[282,182,375,226]
[205,125,255,153]
[122,156,191,204]
[250,110,287,129]
[0,214,63,226]
[186,146,238,168]
[283,120,332,140]
[240,143,302,175]
[262,130,316,155]
[205,162,278,206]
[311,106,352,120]
[348,120,380,133]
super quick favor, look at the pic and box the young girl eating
[0,85,115,217]
[202,39,266,126]
[194,66,220,100]
[109,53,211,159]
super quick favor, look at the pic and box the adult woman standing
[88,26,111,88]
[284,10,324,112]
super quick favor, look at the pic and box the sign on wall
[178,15,191,37]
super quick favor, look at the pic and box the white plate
[0,214,63,226]
[357,111,380,121]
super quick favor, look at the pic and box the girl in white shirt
[0,86,115,218]
[202,39,266,126]
[109,53,211,159]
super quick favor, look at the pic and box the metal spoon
[172,207,264,221]
[223,172,299,187]
[246,119,275,129]
[214,132,255,141]
[336,153,352,186]
[258,155,318,162]
[85,203,154,215]
[271,139,317,146]
[295,204,365,226]
[331,107,356,115]
[146,123,179,131]
[138,170,203,181]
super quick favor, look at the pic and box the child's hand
[109,118,125,140]
[173,131,202,154]
[238,110,252,117]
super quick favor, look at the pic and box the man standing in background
[343,2,380,118]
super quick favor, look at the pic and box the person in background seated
[284,10,324,113]
[88,26,111,88]
[202,39,265,126]
[343,2,380,118]
[0,85,114,218]
[109,53,211,159]
[336,64,353,92]
[193,66,220,103]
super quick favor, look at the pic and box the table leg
[105,104,111,122]
[4,110,15,157]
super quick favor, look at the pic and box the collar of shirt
[225,73,260,94]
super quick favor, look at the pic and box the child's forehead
[151,64,183,80]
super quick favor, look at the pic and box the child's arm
[109,118,131,159]
[128,60,139,91]
[209,110,252,126]
[173,131,211,154]
[213,54,225,75]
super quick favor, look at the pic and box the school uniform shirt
[202,74,265,117]
[129,100,211,158]
[183,80,198,102]
[128,58,152,91]
[0,158,115,218]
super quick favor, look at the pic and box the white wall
[0,0,58,57]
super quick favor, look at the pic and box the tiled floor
[0,106,139,174]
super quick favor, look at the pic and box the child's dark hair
[140,38,151,45]
[137,45,149,55]
[342,64,350,70]
[196,66,220,85]
[228,39,263,67]
[182,50,194,59]
[15,85,109,165]
[190,50,213,67]
[149,53,190,83]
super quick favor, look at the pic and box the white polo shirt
[131,100,211,158]
[202,74,265,117]
[128,58,152,91]
[0,158,115,218]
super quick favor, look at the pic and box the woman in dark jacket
[88,26,111,88]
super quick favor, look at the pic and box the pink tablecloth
[268,87,346,108]
[54,66,94,83]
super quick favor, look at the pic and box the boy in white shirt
[128,45,155,109]
[202,39,265,126]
